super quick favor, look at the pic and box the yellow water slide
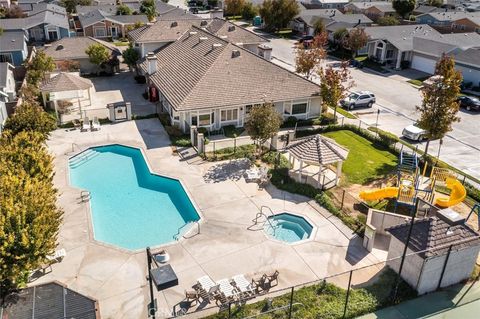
[434,177,467,208]
[359,187,399,201]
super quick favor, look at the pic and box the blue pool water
[264,213,313,243]
[69,145,200,250]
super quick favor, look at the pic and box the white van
[402,125,428,141]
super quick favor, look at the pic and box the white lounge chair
[91,117,101,131]
[232,274,255,298]
[197,275,216,292]
[245,168,261,182]
[217,278,239,302]
[47,248,66,262]
[81,117,90,131]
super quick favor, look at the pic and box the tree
[416,54,462,157]
[346,28,369,57]
[241,1,257,21]
[86,43,110,68]
[224,0,245,16]
[122,44,140,73]
[259,0,299,33]
[378,15,400,26]
[295,33,327,79]
[333,27,347,44]
[126,21,146,33]
[3,5,26,18]
[245,103,282,155]
[26,51,55,86]
[427,0,442,7]
[313,18,325,35]
[392,0,415,19]
[117,4,132,15]
[318,61,354,120]
[0,131,54,182]
[0,168,62,297]
[140,0,156,21]
[60,0,92,13]
[3,102,57,140]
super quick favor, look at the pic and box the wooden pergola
[285,134,349,188]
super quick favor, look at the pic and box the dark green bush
[261,151,291,169]
[270,168,320,198]
[165,125,183,137]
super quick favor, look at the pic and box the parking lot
[242,27,480,181]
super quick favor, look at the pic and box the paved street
[245,27,480,181]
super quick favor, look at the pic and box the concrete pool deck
[41,119,387,318]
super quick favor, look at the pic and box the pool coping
[65,142,205,255]
[262,211,318,246]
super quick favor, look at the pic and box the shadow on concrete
[203,159,251,183]
[345,237,370,266]
[134,119,171,149]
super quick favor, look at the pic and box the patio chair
[91,117,101,131]
[72,119,81,129]
[251,274,267,293]
[231,274,255,299]
[185,290,200,306]
[197,275,216,292]
[245,168,261,183]
[265,270,279,288]
[81,117,90,132]
[47,248,66,263]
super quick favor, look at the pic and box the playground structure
[359,148,467,212]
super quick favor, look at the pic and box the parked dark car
[458,96,480,111]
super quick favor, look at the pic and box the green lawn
[322,130,398,184]
[329,106,357,119]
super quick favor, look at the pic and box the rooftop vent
[200,20,208,26]
[199,36,208,43]
[231,50,240,58]
[171,21,178,27]
[437,208,465,226]
[220,35,228,39]
[212,43,222,49]
[228,25,235,32]
[56,44,64,51]
[189,31,198,36]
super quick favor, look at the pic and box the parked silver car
[402,124,428,141]
[340,91,376,110]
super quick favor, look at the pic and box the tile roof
[205,19,268,45]
[129,19,210,43]
[0,282,98,319]
[286,134,349,165]
[40,73,93,92]
[141,26,320,111]
[418,11,476,22]
[78,7,148,28]
[348,1,394,12]
[158,7,198,20]
[42,37,120,60]
[107,14,149,24]
[362,24,439,51]
[0,31,26,52]
[20,3,67,16]
[0,9,69,31]
[387,217,480,258]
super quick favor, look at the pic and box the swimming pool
[69,145,200,250]
[264,213,314,243]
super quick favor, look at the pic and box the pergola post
[317,163,323,187]
[336,161,343,186]
[298,160,303,183]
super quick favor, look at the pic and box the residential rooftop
[42,37,120,60]
[362,24,439,51]
[0,30,26,52]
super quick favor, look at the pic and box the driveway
[243,26,480,181]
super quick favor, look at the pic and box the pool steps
[69,149,100,168]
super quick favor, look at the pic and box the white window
[292,103,307,115]
[199,114,211,126]
[220,109,238,122]
[95,27,107,37]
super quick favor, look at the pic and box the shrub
[261,151,291,169]
[197,127,208,134]
[269,168,320,198]
[165,125,183,137]
[158,113,170,126]
[171,137,191,147]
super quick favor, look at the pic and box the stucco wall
[417,245,480,295]
[309,96,322,117]
[141,42,168,58]
[386,236,424,290]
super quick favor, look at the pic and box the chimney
[212,43,222,50]
[258,44,272,61]
[200,20,208,26]
[228,25,235,32]
[146,52,157,75]
[199,36,208,43]
[171,21,178,27]
[231,50,240,58]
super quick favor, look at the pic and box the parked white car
[402,124,428,141]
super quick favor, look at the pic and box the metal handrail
[253,206,277,235]
[80,190,90,202]
[183,220,200,239]
[71,143,79,152]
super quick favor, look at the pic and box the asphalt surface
[245,27,480,182]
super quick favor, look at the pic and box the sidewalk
[359,279,480,319]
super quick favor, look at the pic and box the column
[190,126,197,146]
[317,163,323,187]
[336,161,343,186]
[298,160,303,183]
[396,51,403,70]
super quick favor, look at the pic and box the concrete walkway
[359,280,480,319]
[40,119,386,318]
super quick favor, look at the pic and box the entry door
[111,27,118,38]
